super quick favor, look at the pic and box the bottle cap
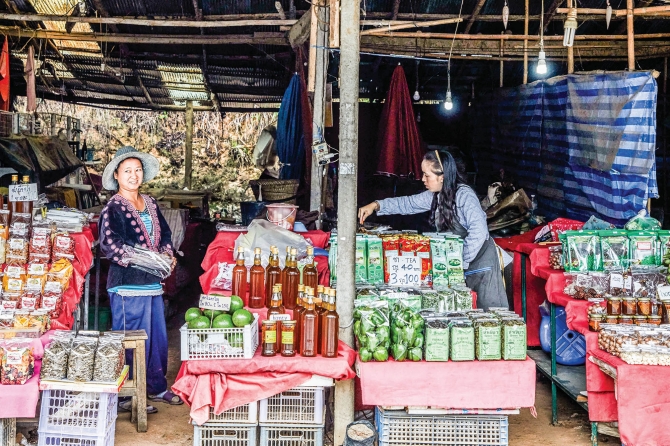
[307,245,314,255]
[237,247,244,253]
[290,248,297,255]
[272,285,280,293]
[329,289,336,297]
[22,175,29,182]
[277,283,282,290]
[298,284,305,291]
[254,247,261,254]
[317,285,324,293]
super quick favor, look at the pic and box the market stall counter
[172,340,356,425]
[357,357,536,409]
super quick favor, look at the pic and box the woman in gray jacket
[358,150,506,310]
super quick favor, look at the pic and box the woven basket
[249,179,299,204]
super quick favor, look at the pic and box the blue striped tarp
[478,71,658,227]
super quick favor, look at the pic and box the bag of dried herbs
[353,300,390,362]
[501,317,527,360]
[424,318,450,361]
[564,231,600,272]
[474,318,502,361]
[420,290,441,310]
[67,336,98,381]
[599,230,629,270]
[452,285,473,311]
[657,230,670,267]
[629,231,658,266]
[40,330,73,380]
[93,333,125,382]
[450,319,475,361]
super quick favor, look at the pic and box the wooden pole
[500,35,504,88]
[310,2,329,223]
[361,31,670,40]
[360,17,464,35]
[184,101,194,189]
[524,0,529,84]
[568,46,575,73]
[335,0,357,444]
[627,0,635,70]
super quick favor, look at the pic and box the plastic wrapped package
[548,245,563,270]
[19,291,41,311]
[420,290,441,310]
[450,319,475,361]
[502,317,527,360]
[474,318,501,360]
[629,231,658,266]
[631,266,666,298]
[389,299,424,362]
[6,238,28,265]
[563,273,593,299]
[9,213,31,239]
[29,227,52,259]
[452,286,473,311]
[93,333,125,382]
[437,289,456,312]
[624,210,661,231]
[125,245,172,279]
[41,331,73,380]
[564,231,600,272]
[424,318,450,361]
[0,311,14,328]
[66,336,98,381]
[51,232,75,262]
[3,262,26,293]
[42,284,63,319]
[0,210,9,240]
[47,259,74,290]
[600,230,629,270]
[353,300,390,362]
[1,339,35,384]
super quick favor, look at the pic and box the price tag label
[8,183,38,202]
[610,273,624,289]
[269,314,291,322]
[657,285,670,301]
[199,294,231,312]
[387,255,421,287]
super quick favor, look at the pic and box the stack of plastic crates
[258,386,325,446]
[193,402,259,446]
[37,390,118,446]
[374,407,509,446]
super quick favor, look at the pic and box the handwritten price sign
[9,184,38,202]
[387,255,421,287]
[199,294,231,312]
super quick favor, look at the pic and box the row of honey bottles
[232,244,318,310]
[261,283,339,358]
[0,174,33,215]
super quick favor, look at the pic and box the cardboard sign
[9,183,38,202]
[387,255,421,287]
[199,294,231,312]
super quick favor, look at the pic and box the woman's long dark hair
[425,150,468,231]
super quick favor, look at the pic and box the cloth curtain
[375,65,425,179]
[276,73,306,180]
[0,37,10,111]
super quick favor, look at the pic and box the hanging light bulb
[413,60,420,101]
[606,0,612,29]
[502,0,509,29]
[413,90,420,101]
[536,51,547,75]
[416,112,421,123]
[536,0,548,75]
[563,8,577,47]
[444,61,453,111]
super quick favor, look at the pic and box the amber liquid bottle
[303,245,318,291]
[283,248,300,310]
[279,245,291,288]
[18,175,32,215]
[231,247,248,305]
[265,246,281,307]
[249,247,265,308]
[294,285,306,354]
[267,285,286,352]
[7,174,18,219]
[316,287,330,354]
[321,289,339,358]
[300,291,318,357]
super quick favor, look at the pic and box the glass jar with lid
[637,298,652,316]
[605,315,619,324]
[588,313,604,332]
[606,296,622,315]
[619,315,634,325]
[280,320,297,357]
[634,315,648,326]
[622,297,637,315]
[648,315,662,326]
[261,320,278,357]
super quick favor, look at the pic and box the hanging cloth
[0,37,10,111]
[276,73,306,180]
[375,65,425,179]
[25,45,36,112]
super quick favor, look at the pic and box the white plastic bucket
[265,204,298,230]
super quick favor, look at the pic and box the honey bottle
[249,247,265,309]
[321,289,339,358]
[294,284,306,354]
[267,285,286,352]
[265,246,281,307]
[302,245,318,291]
[279,245,291,288]
[18,175,32,215]
[7,174,18,219]
[300,289,319,357]
[283,248,300,310]
[231,247,248,305]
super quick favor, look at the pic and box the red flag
[0,37,10,111]
[375,65,425,179]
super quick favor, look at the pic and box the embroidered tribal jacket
[99,193,174,289]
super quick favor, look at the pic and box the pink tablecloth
[357,357,536,409]
[172,341,356,425]
[0,360,41,418]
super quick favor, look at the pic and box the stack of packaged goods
[555,230,670,329]
[598,324,670,365]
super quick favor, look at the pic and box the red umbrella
[375,65,425,179]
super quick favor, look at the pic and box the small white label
[624,275,632,290]
[610,273,624,289]
[9,184,38,202]
[28,264,46,275]
[44,281,62,293]
[9,239,25,250]
[42,296,58,310]
[1,301,17,310]
[26,278,43,290]
[6,266,23,278]
[269,314,291,321]
[214,263,235,290]
[56,236,71,248]
[387,255,421,287]
[207,334,228,344]
[657,285,670,301]
[7,279,22,291]
[21,297,36,311]
[6,350,25,365]
[198,293,231,312]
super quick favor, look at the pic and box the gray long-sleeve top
[376,187,489,269]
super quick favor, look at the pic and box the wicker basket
[249,180,299,204]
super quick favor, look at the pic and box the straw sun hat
[102,146,160,191]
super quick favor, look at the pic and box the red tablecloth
[172,341,356,425]
[199,230,330,301]
[357,357,536,409]
[509,242,547,347]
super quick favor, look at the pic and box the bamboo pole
[464,0,488,33]
[184,101,194,189]
[362,31,670,40]
[628,0,635,70]
[360,17,464,35]
[556,5,670,15]
[568,46,575,73]
[500,35,504,88]
[524,0,529,84]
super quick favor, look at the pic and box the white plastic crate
[1,418,16,446]
[259,387,324,424]
[206,402,258,424]
[38,390,117,437]
[193,424,257,446]
[37,425,115,446]
[375,407,509,446]
[180,314,259,360]
[259,423,324,446]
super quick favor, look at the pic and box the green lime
[203,309,224,319]
[188,316,212,329]
[229,295,244,313]
[212,314,234,329]
[185,307,202,323]
[232,309,254,327]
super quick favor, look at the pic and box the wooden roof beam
[543,0,565,32]
[464,0,488,33]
